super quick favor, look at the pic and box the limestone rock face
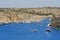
[0,7,60,23]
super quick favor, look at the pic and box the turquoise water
[0,19,60,40]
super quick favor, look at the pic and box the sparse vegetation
[0,7,59,23]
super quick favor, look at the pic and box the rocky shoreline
[0,13,47,23]
[1,7,59,23]
[0,8,49,23]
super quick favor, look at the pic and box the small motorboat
[46,28,51,32]
[47,24,51,28]
[33,29,37,32]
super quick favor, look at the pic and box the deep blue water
[0,19,60,40]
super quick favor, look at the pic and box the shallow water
[0,19,60,40]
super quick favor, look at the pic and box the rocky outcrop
[0,7,60,23]
[0,12,47,23]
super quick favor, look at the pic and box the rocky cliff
[0,7,60,23]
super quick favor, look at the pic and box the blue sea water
[0,18,60,40]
